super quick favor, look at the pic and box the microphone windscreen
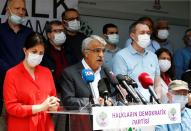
[138,72,153,89]
[82,69,94,83]
[102,65,119,86]
[116,74,126,81]
[123,75,138,88]
[98,78,110,97]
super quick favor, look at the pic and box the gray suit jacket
[61,62,106,110]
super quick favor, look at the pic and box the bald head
[7,0,26,8]
[156,20,169,30]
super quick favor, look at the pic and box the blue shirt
[112,44,160,101]
[104,47,120,69]
[155,107,191,131]
[125,38,160,53]
[174,47,191,79]
[152,40,173,54]
[0,21,33,74]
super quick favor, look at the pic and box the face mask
[172,95,188,109]
[8,8,25,24]
[67,19,80,31]
[27,52,43,67]
[53,32,66,45]
[157,29,169,40]
[159,59,171,72]
[107,34,119,44]
[137,34,151,48]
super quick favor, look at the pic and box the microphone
[138,72,160,104]
[82,69,99,105]
[98,78,110,106]
[82,69,94,83]
[116,74,141,103]
[102,65,128,105]
[124,75,148,105]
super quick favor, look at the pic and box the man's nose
[18,8,26,16]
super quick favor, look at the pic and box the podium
[48,107,93,131]
[48,104,181,131]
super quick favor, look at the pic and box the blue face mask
[107,34,119,44]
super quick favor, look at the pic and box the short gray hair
[81,35,106,53]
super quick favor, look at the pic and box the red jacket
[3,62,56,131]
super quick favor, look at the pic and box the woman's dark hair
[24,32,45,49]
[155,48,176,80]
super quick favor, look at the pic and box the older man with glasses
[60,35,112,131]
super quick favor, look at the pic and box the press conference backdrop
[0,0,188,49]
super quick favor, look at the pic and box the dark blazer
[61,62,106,110]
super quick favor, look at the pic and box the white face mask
[172,95,188,109]
[137,34,151,48]
[159,59,171,72]
[53,32,66,45]
[8,8,25,25]
[67,19,80,31]
[107,34,119,44]
[157,29,169,40]
[27,53,43,67]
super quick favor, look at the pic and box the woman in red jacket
[3,32,59,131]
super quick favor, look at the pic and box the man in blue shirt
[0,0,33,116]
[152,20,173,54]
[174,29,191,79]
[102,23,120,69]
[125,17,160,53]
[112,20,161,102]
[155,80,191,131]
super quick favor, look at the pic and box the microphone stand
[150,94,153,104]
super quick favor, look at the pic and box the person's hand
[41,96,60,111]
[105,98,113,106]
[48,96,60,111]
[99,97,113,106]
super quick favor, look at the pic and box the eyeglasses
[51,29,64,33]
[85,48,106,53]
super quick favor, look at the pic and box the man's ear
[6,7,11,15]
[47,33,51,40]
[130,33,135,41]
[167,92,172,103]
[83,50,88,58]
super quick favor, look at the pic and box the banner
[92,104,181,130]
[0,0,78,34]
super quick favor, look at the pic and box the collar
[81,59,101,73]
[184,46,191,52]
[128,43,149,56]
[181,107,191,117]
[160,40,169,46]
[5,20,24,33]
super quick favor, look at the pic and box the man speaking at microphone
[60,35,112,131]
[112,20,161,102]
